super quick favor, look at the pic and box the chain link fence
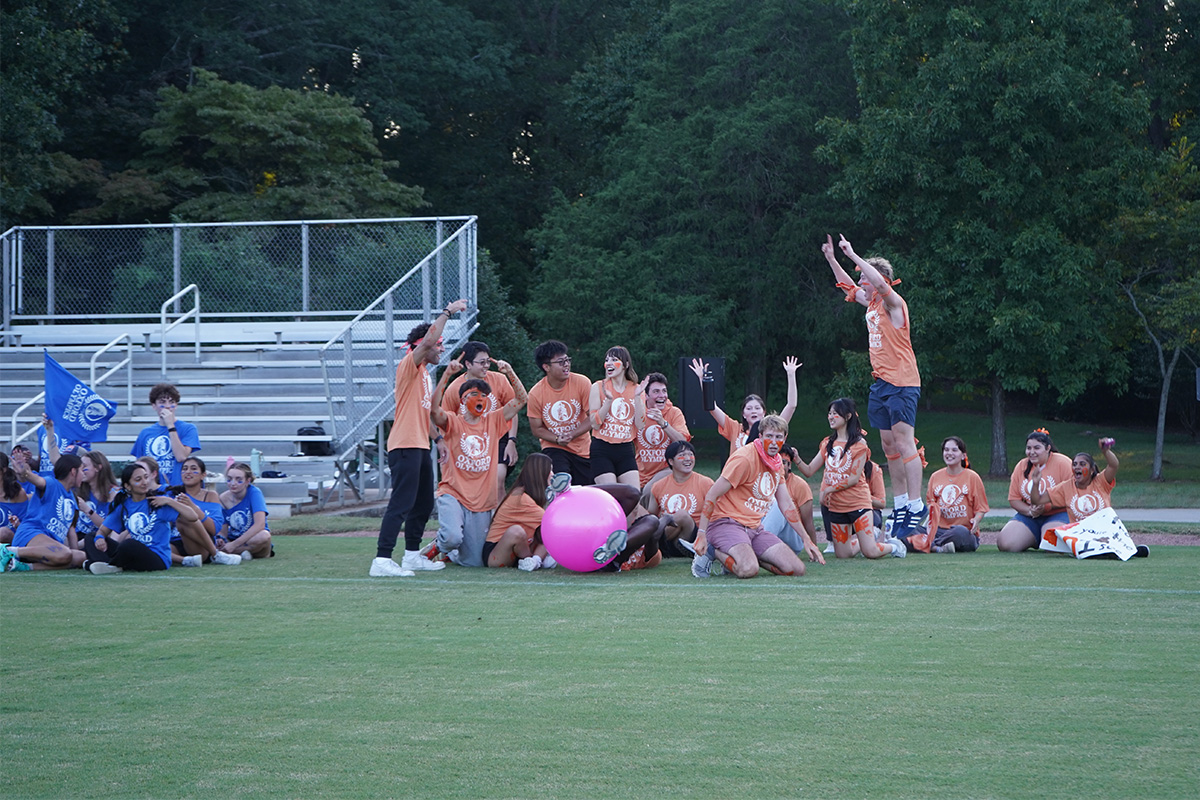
[2,217,477,324]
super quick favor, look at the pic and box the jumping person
[688,357,801,459]
[822,234,925,539]
[691,415,825,579]
[427,353,527,566]
[441,341,520,498]
[996,429,1073,552]
[527,340,593,487]
[588,346,647,489]
[796,398,906,560]
[369,299,469,577]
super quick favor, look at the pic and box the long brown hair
[496,453,553,512]
[80,451,118,504]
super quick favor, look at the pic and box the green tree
[0,0,124,225]
[529,0,860,397]
[819,0,1148,475]
[84,70,425,222]
[1110,140,1200,479]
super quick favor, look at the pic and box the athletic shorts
[824,508,873,544]
[543,447,592,486]
[868,379,920,431]
[707,517,784,558]
[589,439,637,478]
[481,540,498,566]
[498,433,515,467]
[1010,510,1070,539]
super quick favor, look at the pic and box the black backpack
[297,425,335,456]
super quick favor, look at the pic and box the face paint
[464,390,488,416]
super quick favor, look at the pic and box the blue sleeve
[179,420,201,452]
[250,486,269,516]
[131,429,148,458]
[102,506,123,531]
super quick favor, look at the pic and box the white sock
[404,550,419,559]
[908,499,925,512]
[894,494,908,509]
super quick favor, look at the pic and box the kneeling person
[429,355,527,566]
[692,416,825,579]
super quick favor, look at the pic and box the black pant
[108,538,168,571]
[376,448,435,558]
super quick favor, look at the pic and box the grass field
[3,535,1198,799]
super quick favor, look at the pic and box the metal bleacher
[1,217,479,516]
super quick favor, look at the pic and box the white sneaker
[369,557,415,577]
[89,562,123,575]
[211,551,242,566]
[887,537,907,558]
[180,554,203,568]
[691,554,713,578]
[823,542,835,554]
[517,555,542,571]
[400,551,446,572]
[541,554,558,569]
[240,551,253,562]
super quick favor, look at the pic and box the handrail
[90,333,134,417]
[9,391,46,450]
[317,218,477,356]
[160,283,200,376]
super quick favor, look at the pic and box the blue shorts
[867,380,920,431]
[1010,511,1070,539]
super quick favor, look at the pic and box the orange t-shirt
[486,491,544,544]
[712,444,783,528]
[386,351,434,451]
[652,470,715,525]
[635,402,691,486]
[867,462,886,507]
[718,415,748,459]
[592,379,638,444]
[819,436,873,513]
[441,371,516,421]
[865,292,920,387]
[925,467,989,529]
[1046,476,1115,523]
[435,411,512,512]
[527,373,592,458]
[1008,452,1073,513]
[783,472,814,511]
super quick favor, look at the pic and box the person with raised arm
[822,234,925,540]
[369,298,469,577]
[688,357,800,459]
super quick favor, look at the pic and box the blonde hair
[759,414,789,439]
[866,257,894,282]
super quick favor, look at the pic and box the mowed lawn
[2,535,1198,799]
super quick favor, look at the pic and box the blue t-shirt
[13,478,78,547]
[224,485,269,540]
[103,498,177,569]
[192,498,225,538]
[131,420,201,486]
[1,496,31,529]
[74,489,112,538]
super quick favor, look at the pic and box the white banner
[1039,507,1138,561]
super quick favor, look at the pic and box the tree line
[1,0,1196,476]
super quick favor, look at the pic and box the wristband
[168,426,177,432]
[434,435,444,443]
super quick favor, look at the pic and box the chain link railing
[1,217,477,325]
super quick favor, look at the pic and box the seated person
[87,462,200,574]
[917,436,988,554]
[484,453,555,570]
[217,462,273,560]
[427,354,527,566]
[761,444,821,557]
[0,452,30,545]
[647,441,714,557]
[1031,437,1118,525]
[0,453,86,572]
[171,456,242,566]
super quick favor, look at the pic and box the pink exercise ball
[541,485,627,572]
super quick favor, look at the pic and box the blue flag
[43,351,118,444]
